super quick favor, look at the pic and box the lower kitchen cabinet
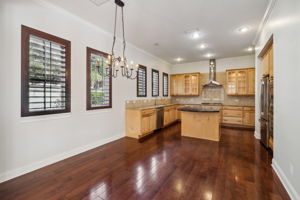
[126,109,157,139]
[222,106,255,127]
[164,105,177,126]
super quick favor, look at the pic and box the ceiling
[45,0,269,64]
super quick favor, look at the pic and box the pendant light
[104,0,138,79]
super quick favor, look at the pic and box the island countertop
[178,106,221,113]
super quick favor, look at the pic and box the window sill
[20,112,72,123]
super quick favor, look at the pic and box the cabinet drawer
[141,109,155,116]
[223,110,243,117]
[222,117,243,125]
[243,107,255,111]
[223,106,243,110]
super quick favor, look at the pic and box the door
[236,70,247,95]
[243,111,255,126]
[247,69,255,95]
[184,74,191,95]
[170,75,177,96]
[141,116,150,134]
[226,71,237,95]
[262,53,270,76]
[177,74,185,95]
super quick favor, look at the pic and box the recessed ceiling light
[204,53,213,58]
[199,44,207,49]
[192,32,200,39]
[238,26,251,33]
[175,57,183,62]
[247,47,254,52]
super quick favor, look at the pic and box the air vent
[90,0,110,6]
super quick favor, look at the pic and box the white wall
[255,0,300,199]
[171,55,255,74]
[0,0,171,182]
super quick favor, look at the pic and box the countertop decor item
[103,0,138,79]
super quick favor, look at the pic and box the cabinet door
[247,68,255,95]
[262,53,269,76]
[269,46,273,79]
[226,71,237,95]
[184,74,191,95]
[170,75,177,96]
[243,111,255,126]
[141,116,150,134]
[177,75,185,95]
[236,70,247,95]
[149,114,156,131]
[169,107,176,122]
[190,74,199,95]
[164,110,170,126]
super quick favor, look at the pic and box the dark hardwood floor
[0,123,290,200]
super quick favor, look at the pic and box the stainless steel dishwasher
[156,107,164,129]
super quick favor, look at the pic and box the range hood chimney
[203,59,222,87]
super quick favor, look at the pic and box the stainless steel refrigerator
[260,76,273,148]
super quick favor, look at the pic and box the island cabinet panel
[222,106,255,127]
[170,73,200,96]
[126,109,156,139]
[226,68,255,96]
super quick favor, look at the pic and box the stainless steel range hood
[203,59,222,87]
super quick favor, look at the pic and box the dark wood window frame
[152,69,159,97]
[137,65,147,97]
[162,72,169,97]
[21,25,71,117]
[86,47,112,110]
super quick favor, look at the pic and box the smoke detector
[90,0,111,6]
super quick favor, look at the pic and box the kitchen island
[178,106,221,141]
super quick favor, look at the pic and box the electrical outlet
[289,163,294,175]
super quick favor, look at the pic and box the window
[163,72,169,97]
[86,47,112,110]
[21,25,71,117]
[137,65,147,97]
[152,69,159,97]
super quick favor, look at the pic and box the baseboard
[0,133,123,183]
[254,130,261,139]
[272,159,299,200]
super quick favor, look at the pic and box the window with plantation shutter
[21,25,71,117]
[137,65,147,97]
[163,73,169,97]
[86,47,112,110]
[152,69,159,97]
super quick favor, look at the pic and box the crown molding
[252,0,277,45]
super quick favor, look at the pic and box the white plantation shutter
[152,69,159,97]
[137,65,147,97]
[28,35,67,112]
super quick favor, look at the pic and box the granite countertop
[177,106,221,113]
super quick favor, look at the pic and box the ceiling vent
[90,0,111,6]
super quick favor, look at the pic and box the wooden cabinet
[222,106,255,127]
[262,45,273,78]
[247,68,255,95]
[126,109,157,139]
[164,105,177,126]
[226,68,255,96]
[170,73,200,96]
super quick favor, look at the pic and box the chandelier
[104,0,138,79]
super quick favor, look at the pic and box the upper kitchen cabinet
[170,73,200,96]
[226,68,255,96]
[261,44,273,79]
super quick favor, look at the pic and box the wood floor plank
[0,123,290,200]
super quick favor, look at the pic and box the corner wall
[255,0,300,199]
[0,0,171,182]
